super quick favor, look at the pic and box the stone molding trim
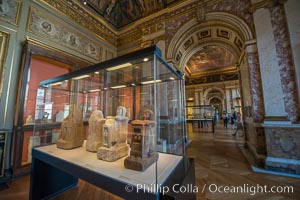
[40,0,117,46]
[27,7,102,61]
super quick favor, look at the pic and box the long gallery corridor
[0,121,299,200]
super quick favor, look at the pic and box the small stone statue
[124,108,158,171]
[86,110,106,152]
[97,106,129,162]
[57,106,84,149]
[25,115,34,124]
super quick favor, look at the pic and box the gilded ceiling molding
[117,28,143,47]
[40,0,117,46]
[248,0,288,13]
[27,7,102,61]
[0,0,21,26]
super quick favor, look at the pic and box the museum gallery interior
[0,0,299,199]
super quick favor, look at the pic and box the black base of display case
[29,145,195,200]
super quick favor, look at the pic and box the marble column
[200,90,204,105]
[229,89,233,112]
[269,3,300,123]
[246,44,265,123]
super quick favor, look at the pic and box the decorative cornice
[40,0,117,46]
[249,0,288,13]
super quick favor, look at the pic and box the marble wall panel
[270,4,299,123]
[253,8,286,117]
[265,126,300,174]
[285,0,300,113]
[239,56,252,107]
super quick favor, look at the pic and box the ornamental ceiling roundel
[85,0,179,28]
[186,45,237,75]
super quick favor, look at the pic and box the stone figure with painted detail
[97,106,129,162]
[124,108,158,171]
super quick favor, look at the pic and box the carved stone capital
[249,0,288,13]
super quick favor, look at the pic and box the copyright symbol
[125,184,134,192]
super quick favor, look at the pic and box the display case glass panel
[28,47,186,164]
[30,46,190,198]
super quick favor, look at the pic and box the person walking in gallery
[222,111,228,128]
[232,111,237,129]
[232,112,243,136]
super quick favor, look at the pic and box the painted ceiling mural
[186,45,237,76]
[86,0,179,28]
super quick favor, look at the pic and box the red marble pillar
[246,49,265,123]
[269,4,300,123]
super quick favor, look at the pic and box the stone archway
[166,12,255,72]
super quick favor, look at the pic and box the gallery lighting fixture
[72,75,90,80]
[106,63,132,71]
[89,89,101,92]
[110,85,127,89]
[95,71,99,74]
[141,80,162,84]
[170,77,175,80]
[51,82,62,86]
[143,58,149,62]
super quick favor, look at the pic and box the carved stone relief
[27,8,102,61]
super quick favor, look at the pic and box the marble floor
[0,121,299,199]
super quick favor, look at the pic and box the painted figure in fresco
[106,0,116,15]
[68,35,77,47]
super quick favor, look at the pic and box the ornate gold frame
[0,31,10,102]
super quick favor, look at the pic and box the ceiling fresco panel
[186,45,237,75]
[86,0,181,28]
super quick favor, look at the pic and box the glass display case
[29,46,195,200]
[186,105,216,133]
[186,105,215,120]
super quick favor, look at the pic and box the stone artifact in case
[57,106,84,149]
[97,106,130,161]
[124,108,157,171]
[86,110,105,152]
